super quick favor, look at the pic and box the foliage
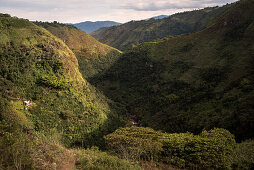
[232,139,254,170]
[161,128,236,169]
[0,121,75,169]
[0,13,125,149]
[39,74,70,89]
[0,121,35,169]
[105,127,236,169]
[105,126,163,161]
[74,147,141,170]
[34,21,122,79]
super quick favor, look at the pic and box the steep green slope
[0,14,124,148]
[90,0,254,141]
[35,22,121,79]
[91,5,231,50]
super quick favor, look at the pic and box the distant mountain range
[71,15,168,34]
[73,21,121,33]
[91,5,231,51]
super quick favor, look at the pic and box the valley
[0,0,254,169]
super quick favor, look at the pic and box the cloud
[0,0,109,11]
[0,0,238,23]
[121,0,238,11]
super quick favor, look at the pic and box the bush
[161,128,236,169]
[0,122,35,169]
[160,132,195,167]
[105,127,236,169]
[104,126,163,161]
[39,74,70,89]
[74,147,141,170]
[232,139,254,170]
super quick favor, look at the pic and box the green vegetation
[74,147,141,170]
[105,127,236,169]
[90,0,254,142]
[39,74,71,89]
[0,98,75,169]
[34,21,122,79]
[0,13,125,149]
[0,13,127,169]
[91,4,231,50]
[232,139,254,169]
[1,0,254,169]
[162,128,236,169]
[105,127,163,161]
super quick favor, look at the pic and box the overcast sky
[0,0,238,23]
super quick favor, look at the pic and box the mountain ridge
[0,13,125,148]
[35,21,122,79]
[73,21,121,33]
[91,4,232,50]
[146,15,168,20]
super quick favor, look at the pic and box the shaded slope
[0,14,124,148]
[90,0,254,141]
[91,4,231,51]
[35,22,121,79]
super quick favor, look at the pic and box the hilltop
[147,15,168,20]
[35,21,121,79]
[91,4,231,50]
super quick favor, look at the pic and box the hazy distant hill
[91,5,231,50]
[73,21,121,33]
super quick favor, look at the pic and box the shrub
[199,128,236,168]
[104,126,163,161]
[74,147,141,170]
[0,122,35,169]
[232,139,254,170]
[160,132,195,168]
[39,74,70,89]
[161,128,236,169]
[105,127,236,169]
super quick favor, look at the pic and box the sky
[0,0,238,23]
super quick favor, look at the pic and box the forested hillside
[0,14,129,169]
[34,22,121,79]
[91,4,231,50]
[90,0,254,141]
[0,0,254,169]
